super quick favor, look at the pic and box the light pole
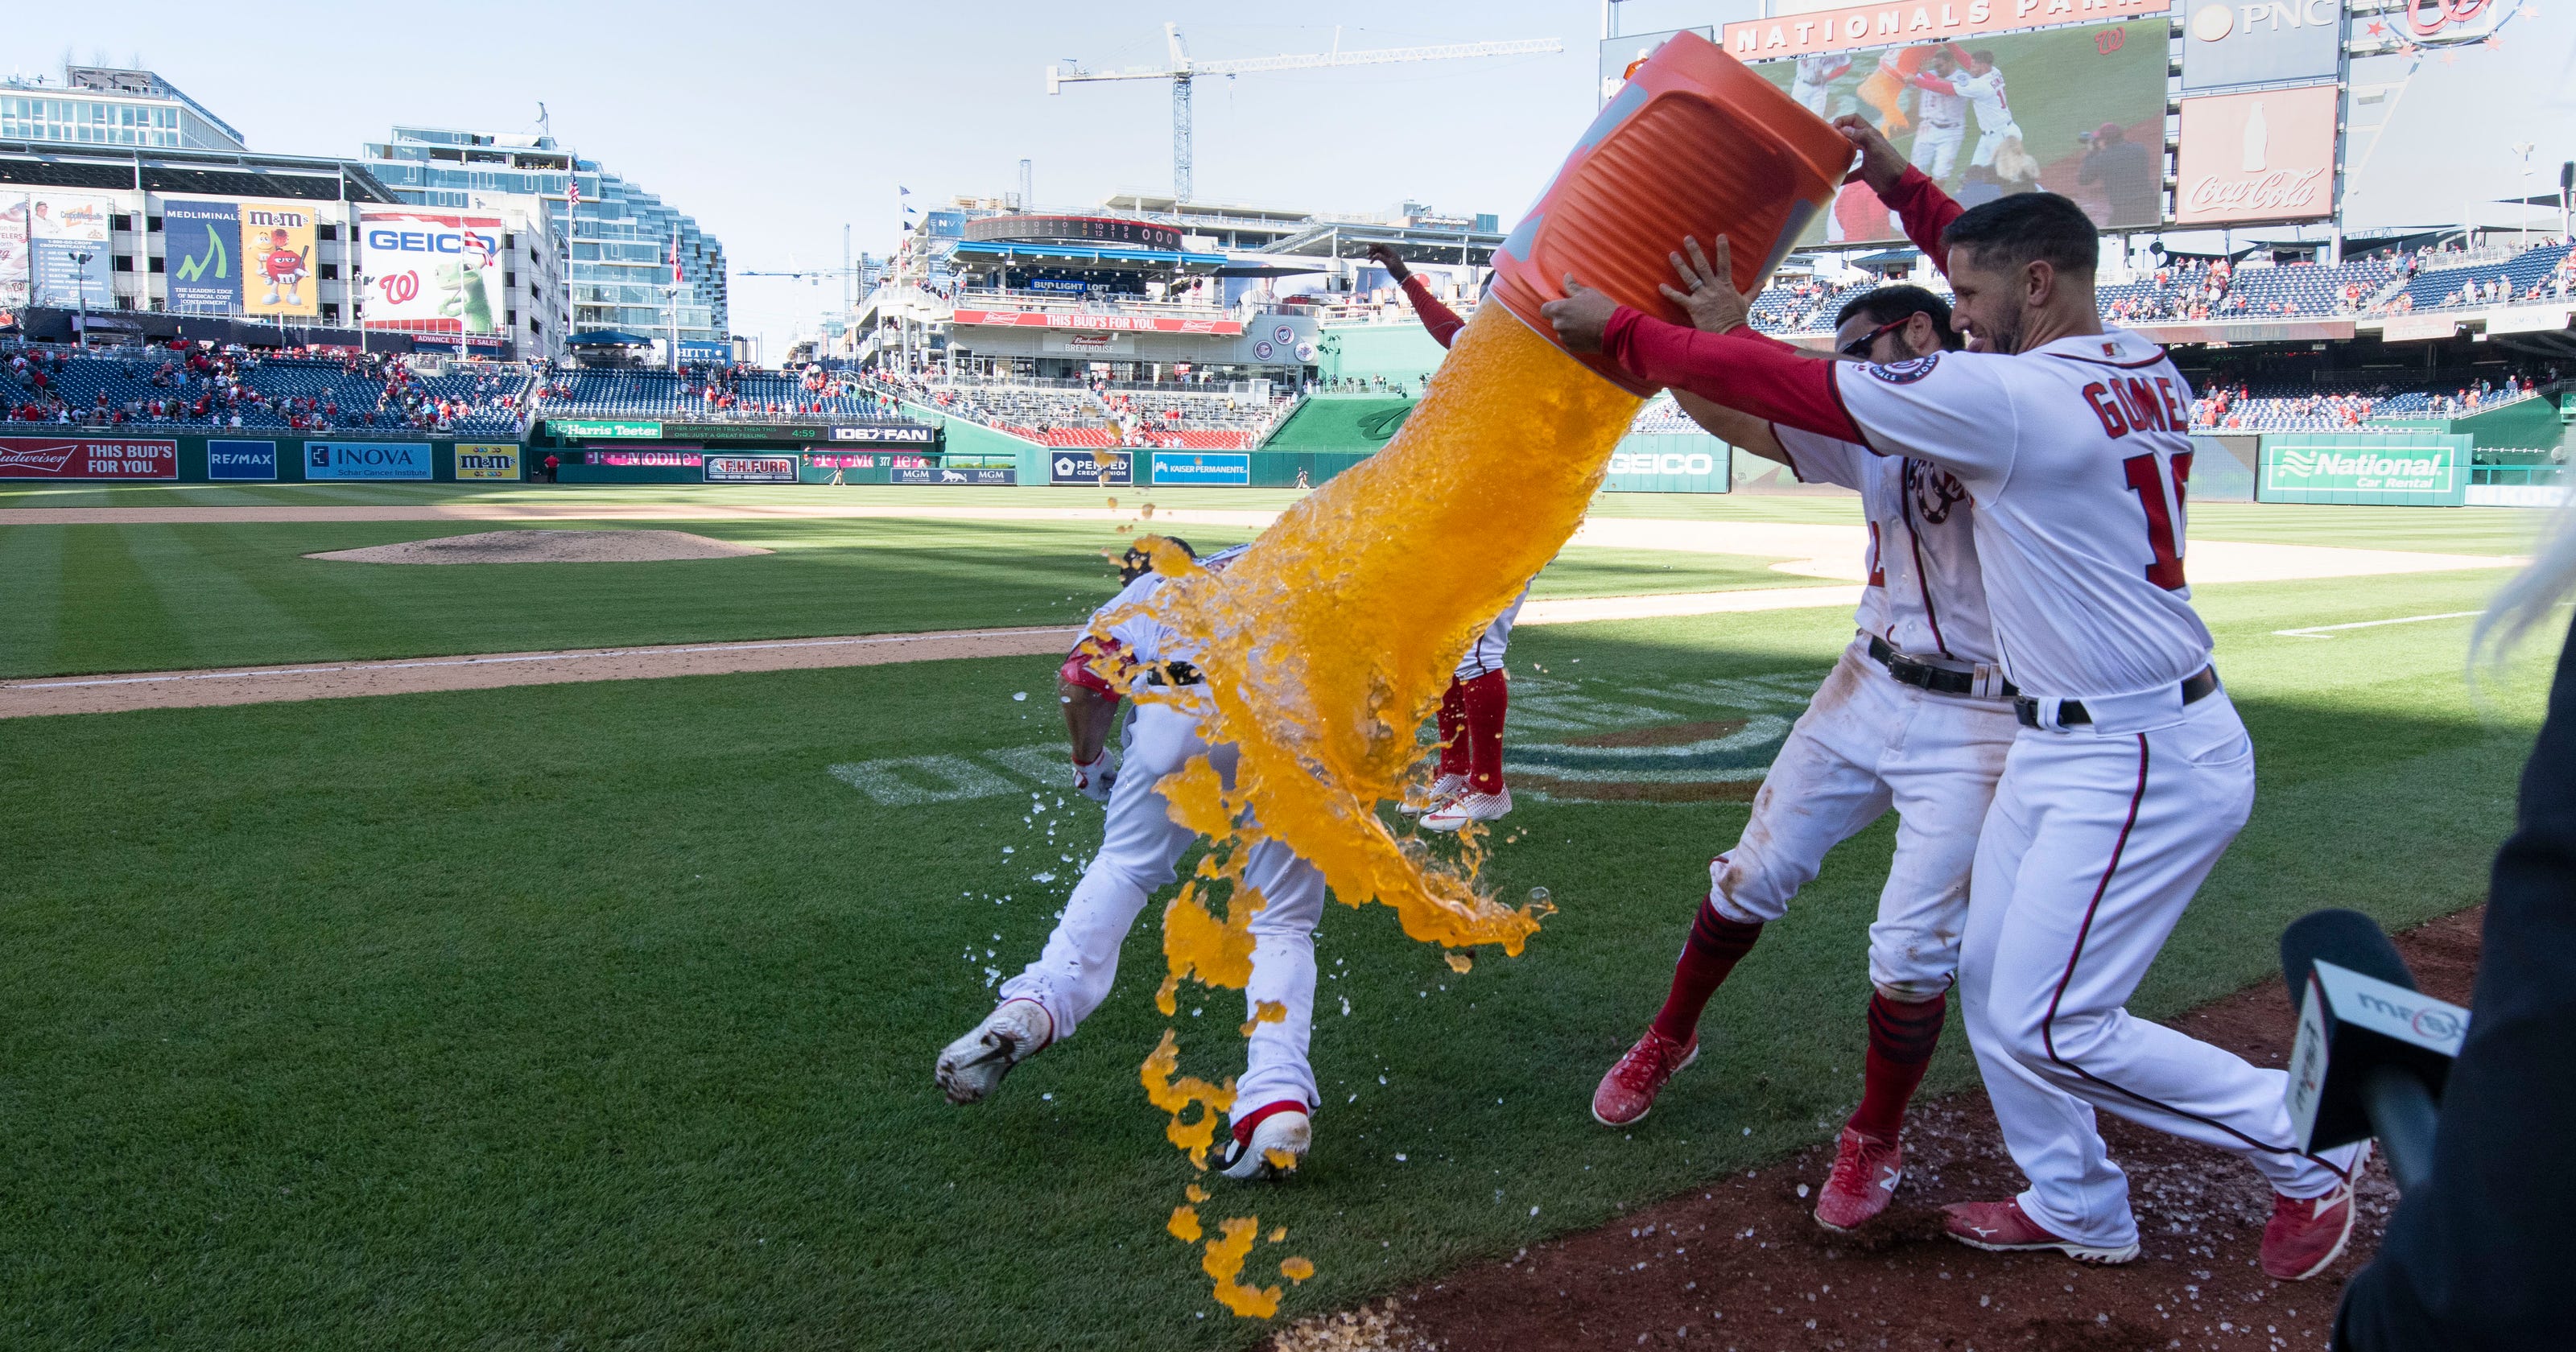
[68,249,94,347]
[2512,141,2537,248]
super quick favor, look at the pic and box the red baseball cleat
[1943,1197,2140,1265]
[1813,1127,1905,1231]
[1591,1028,1699,1127]
[2261,1144,2371,1280]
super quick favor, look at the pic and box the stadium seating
[2186,376,2547,431]
[2395,241,2576,312]
[0,343,533,435]
[848,373,1292,450]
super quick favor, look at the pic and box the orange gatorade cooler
[1488,30,1853,394]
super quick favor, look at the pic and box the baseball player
[1791,51,1855,118]
[935,539,1323,1180]
[1589,248,2014,1235]
[1938,47,2021,171]
[1542,120,2371,1281]
[1904,50,1970,184]
[1367,241,1525,831]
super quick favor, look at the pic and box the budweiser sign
[948,308,1245,336]
[0,436,178,479]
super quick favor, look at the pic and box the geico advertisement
[1608,449,1722,477]
[361,210,506,336]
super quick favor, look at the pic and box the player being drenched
[935,540,1319,1180]
[1587,254,2019,1237]
[1542,122,2371,1280]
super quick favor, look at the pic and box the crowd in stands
[2,341,530,435]
[2187,373,2553,431]
[848,369,1291,449]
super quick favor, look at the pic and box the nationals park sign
[1724,0,2171,57]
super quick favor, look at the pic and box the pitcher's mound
[308,530,772,565]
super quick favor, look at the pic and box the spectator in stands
[2079,122,2157,225]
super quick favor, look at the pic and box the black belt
[1868,636,2013,699]
[2016,667,2219,728]
[1143,661,1204,687]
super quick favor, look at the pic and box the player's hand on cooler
[1363,241,1412,284]
[1831,114,1909,196]
[1542,275,1620,352]
[1071,753,1117,803]
[1659,235,1752,335]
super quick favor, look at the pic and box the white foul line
[2272,610,2483,639]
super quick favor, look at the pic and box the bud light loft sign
[305,441,432,481]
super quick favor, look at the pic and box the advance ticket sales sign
[0,436,177,480]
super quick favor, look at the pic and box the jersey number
[2121,451,2191,591]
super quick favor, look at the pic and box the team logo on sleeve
[1869,353,1940,384]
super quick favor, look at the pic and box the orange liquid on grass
[1132,305,1641,1315]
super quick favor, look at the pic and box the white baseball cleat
[1216,1101,1311,1180]
[1421,788,1512,833]
[934,998,1053,1106]
[1399,773,1468,816]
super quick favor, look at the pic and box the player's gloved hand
[1072,754,1117,803]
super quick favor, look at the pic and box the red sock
[1459,669,1509,793]
[1435,679,1469,779]
[1847,991,1947,1140]
[1648,897,1764,1043]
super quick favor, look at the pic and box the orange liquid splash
[1111,307,1638,1317]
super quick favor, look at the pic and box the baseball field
[0,482,2553,1350]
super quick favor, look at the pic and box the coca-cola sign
[2186,167,2329,215]
[2174,84,2340,225]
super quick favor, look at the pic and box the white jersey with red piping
[1826,329,2210,700]
[1774,427,1995,667]
[1078,544,1252,674]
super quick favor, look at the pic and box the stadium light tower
[1047,24,1563,204]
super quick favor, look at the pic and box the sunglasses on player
[1839,315,1914,361]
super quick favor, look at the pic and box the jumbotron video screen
[1752,16,2170,246]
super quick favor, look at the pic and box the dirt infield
[0,589,1872,719]
[1269,906,2484,1352]
[307,529,771,565]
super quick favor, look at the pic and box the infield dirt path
[1269,907,2485,1352]
[0,587,1876,719]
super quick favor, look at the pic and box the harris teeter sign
[551,418,663,439]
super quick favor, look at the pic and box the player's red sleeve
[1909,73,1959,95]
[1059,639,1121,695]
[1880,167,1966,274]
[1602,309,1864,446]
[1399,274,1465,349]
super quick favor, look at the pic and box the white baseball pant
[1455,587,1529,682]
[1707,641,2017,1000]
[1971,122,2024,169]
[998,695,1324,1113]
[1909,123,1965,181]
[1794,80,1833,117]
[1958,686,2359,1248]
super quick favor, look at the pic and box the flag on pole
[565,175,580,209]
[670,229,683,285]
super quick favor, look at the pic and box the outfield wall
[0,432,523,483]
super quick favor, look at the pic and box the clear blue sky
[7,1,2570,357]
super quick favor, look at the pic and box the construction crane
[1047,24,1562,204]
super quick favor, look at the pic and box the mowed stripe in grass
[0,570,2547,1350]
[0,518,1827,680]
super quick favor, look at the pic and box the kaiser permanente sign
[1724,0,2170,56]
[2259,437,2469,506]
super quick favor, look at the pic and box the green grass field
[0,494,2554,1350]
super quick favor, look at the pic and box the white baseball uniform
[1907,76,1968,180]
[1949,66,2021,167]
[1707,431,2017,1001]
[1792,53,1853,117]
[1455,584,1530,682]
[1828,332,2359,1248]
[1000,546,1324,1114]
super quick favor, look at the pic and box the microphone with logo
[2279,909,2471,1194]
